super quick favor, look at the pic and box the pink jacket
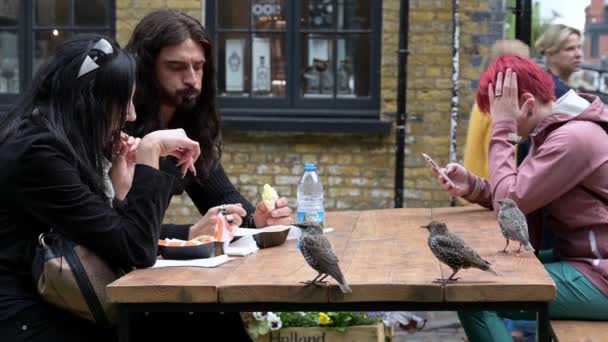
[468,92,608,296]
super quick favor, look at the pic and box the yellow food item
[261,184,279,211]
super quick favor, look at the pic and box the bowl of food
[253,226,291,249]
[158,236,215,260]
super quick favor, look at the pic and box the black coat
[0,122,177,320]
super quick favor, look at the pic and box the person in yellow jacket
[463,39,529,179]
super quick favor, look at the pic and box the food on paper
[193,234,216,244]
[261,183,279,211]
[158,235,216,247]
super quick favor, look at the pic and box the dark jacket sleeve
[17,143,176,269]
[186,163,257,227]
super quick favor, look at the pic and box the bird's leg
[513,242,523,254]
[316,274,329,284]
[300,273,324,286]
[433,269,461,284]
[499,239,510,253]
[446,269,461,282]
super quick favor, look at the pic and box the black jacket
[158,160,257,241]
[0,122,177,320]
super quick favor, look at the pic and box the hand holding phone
[421,153,457,188]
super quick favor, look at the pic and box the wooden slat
[107,264,240,303]
[220,240,332,303]
[431,207,556,302]
[551,320,608,342]
[351,208,431,241]
[333,207,442,302]
[331,239,443,302]
[220,211,359,303]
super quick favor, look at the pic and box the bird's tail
[477,258,498,276]
[338,275,352,294]
[523,241,535,252]
[485,266,498,276]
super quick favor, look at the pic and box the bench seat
[550,320,608,342]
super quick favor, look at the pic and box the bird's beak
[420,224,429,230]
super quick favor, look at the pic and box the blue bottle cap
[303,163,316,171]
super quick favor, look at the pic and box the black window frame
[0,0,115,113]
[206,0,389,133]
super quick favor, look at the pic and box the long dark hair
[126,9,221,178]
[0,34,136,195]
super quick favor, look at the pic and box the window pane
[252,0,286,30]
[300,34,334,97]
[301,0,335,30]
[75,0,109,27]
[0,0,19,25]
[337,34,369,98]
[218,0,248,29]
[34,30,72,73]
[35,0,70,26]
[218,33,250,96]
[0,30,18,93]
[252,34,285,97]
[338,0,369,30]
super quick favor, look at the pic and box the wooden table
[107,206,556,341]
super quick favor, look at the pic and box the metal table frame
[116,301,551,342]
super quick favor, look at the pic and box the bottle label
[297,211,325,227]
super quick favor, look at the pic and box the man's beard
[159,85,201,111]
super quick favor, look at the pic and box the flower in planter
[267,312,282,331]
[253,312,268,321]
[243,311,385,339]
[318,312,331,325]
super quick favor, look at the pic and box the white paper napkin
[152,254,231,268]
[226,235,259,256]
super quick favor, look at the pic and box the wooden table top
[107,206,556,305]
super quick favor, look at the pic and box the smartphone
[421,153,456,188]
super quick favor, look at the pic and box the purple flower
[365,312,386,319]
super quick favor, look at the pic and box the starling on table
[295,221,352,293]
[497,198,534,254]
[422,221,497,283]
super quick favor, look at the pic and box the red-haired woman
[431,55,608,341]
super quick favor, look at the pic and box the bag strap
[61,239,111,328]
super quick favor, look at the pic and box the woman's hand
[110,133,140,200]
[188,204,247,239]
[430,163,471,198]
[137,129,201,176]
[253,197,292,227]
[488,68,526,121]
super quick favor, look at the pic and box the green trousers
[458,250,608,342]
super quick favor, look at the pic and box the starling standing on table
[497,198,534,254]
[422,221,497,283]
[296,221,352,293]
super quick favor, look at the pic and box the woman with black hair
[0,34,200,341]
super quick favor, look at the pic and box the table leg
[537,303,550,342]
[117,305,131,342]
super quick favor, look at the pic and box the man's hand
[253,197,292,228]
[188,204,246,240]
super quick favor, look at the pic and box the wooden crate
[253,323,391,342]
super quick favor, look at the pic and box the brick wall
[115,0,505,224]
[115,0,202,46]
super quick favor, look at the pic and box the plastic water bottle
[297,163,325,227]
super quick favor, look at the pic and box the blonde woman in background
[535,24,582,98]
[463,40,530,179]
